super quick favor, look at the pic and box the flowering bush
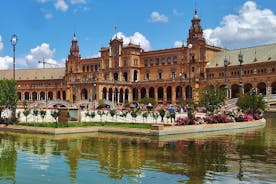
[243,114,254,121]
[204,114,233,124]
[176,117,189,126]
[254,113,262,120]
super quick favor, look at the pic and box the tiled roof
[207,43,276,68]
[0,68,65,80]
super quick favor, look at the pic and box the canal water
[0,119,275,184]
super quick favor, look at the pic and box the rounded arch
[133,70,138,82]
[231,84,239,98]
[32,92,37,101]
[257,82,266,95]
[119,88,124,103]
[102,87,107,100]
[40,92,45,100]
[125,89,129,102]
[272,82,276,94]
[158,87,163,100]
[176,86,182,99]
[185,86,192,99]
[166,86,172,102]
[133,88,138,102]
[17,92,22,100]
[244,83,252,94]
[81,88,88,100]
[149,87,155,99]
[123,72,128,82]
[48,91,53,100]
[114,87,119,103]
[57,91,61,99]
[24,92,30,100]
[108,88,113,101]
[141,87,146,99]
[62,91,66,100]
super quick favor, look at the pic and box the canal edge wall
[0,118,266,136]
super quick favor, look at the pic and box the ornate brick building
[1,10,276,107]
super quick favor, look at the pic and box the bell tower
[69,33,80,59]
[187,9,205,45]
[66,33,81,74]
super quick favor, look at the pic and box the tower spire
[187,9,205,45]
[69,33,80,58]
[114,24,118,38]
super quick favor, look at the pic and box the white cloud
[44,13,53,19]
[25,43,60,68]
[173,9,183,16]
[54,0,68,12]
[0,56,13,70]
[113,32,151,51]
[174,41,184,47]
[0,35,3,51]
[149,11,168,23]
[70,0,87,4]
[204,1,276,48]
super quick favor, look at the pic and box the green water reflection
[0,119,275,184]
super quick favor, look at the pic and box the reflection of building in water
[1,10,276,106]
[1,130,273,183]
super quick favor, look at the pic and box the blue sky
[0,0,275,69]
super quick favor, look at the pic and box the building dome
[193,9,199,20]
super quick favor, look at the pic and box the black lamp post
[11,34,18,80]
[92,78,96,110]
[224,57,229,98]
[188,43,193,99]
[249,89,256,119]
[238,51,244,94]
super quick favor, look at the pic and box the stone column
[154,87,158,104]
[172,86,176,105]
[164,87,167,104]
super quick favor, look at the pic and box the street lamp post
[45,83,48,105]
[11,34,18,80]
[92,78,96,110]
[224,57,229,98]
[238,51,244,94]
[11,34,18,120]
[187,43,193,99]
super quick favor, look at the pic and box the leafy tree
[142,112,148,122]
[130,108,138,123]
[97,110,105,122]
[40,109,47,122]
[17,111,21,119]
[97,99,105,109]
[151,112,159,123]
[237,90,265,118]
[51,110,60,127]
[0,80,18,121]
[159,108,166,122]
[139,96,156,107]
[85,111,96,121]
[199,85,225,113]
[33,109,39,123]
[90,112,96,119]
[109,109,116,118]
[23,109,30,123]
